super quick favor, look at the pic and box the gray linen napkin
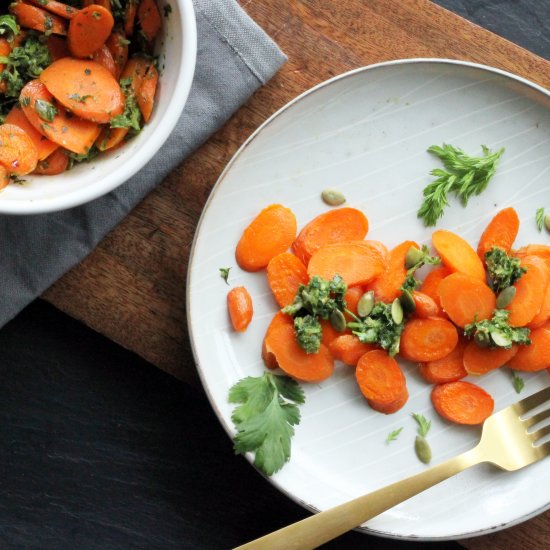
[0,0,286,326]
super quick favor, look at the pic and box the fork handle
[235,446,482,550]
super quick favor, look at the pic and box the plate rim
[186,57,550,541]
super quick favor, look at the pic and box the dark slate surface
[1,1,549,548]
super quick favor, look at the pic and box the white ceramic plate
[187,59,550,540]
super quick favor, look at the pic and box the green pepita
[414,435,432,464]
[496,285,516,309]
[321,188,346,206]
[330,309,347,333]
[404,246,424,269]
[545,214,550,233]
[391,297,404,325]
[490,329,512,348]
[357,291,375,318]
[399,289,416,315]
[474,330,491,348]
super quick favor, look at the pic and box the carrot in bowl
[9,2,67,35]
[27,0,80,19]
[431,381,494,425]
[67,5,114,58]
[32,148,69,175]
[0,123,38,176]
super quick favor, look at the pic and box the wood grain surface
[42,0,550,546]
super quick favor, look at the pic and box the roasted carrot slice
[262,312,293,369]
[412,291,442,319]
[136,62,158,122]
[0,123,38,176]
[419,266,451,309]
[106,29,129,79]
[344,285,364,319]
[463,341,518,376]
[477,207,520,261]
[367,240,418,303]
[227,286,253,332]
[432,229,485,281]
[266,252,308,308]
[20,80,101,155]
[47,35,70,60]
[236,204,297,272]
[400,317,458,362]
[84,0,111,10]
[419,337,468,384]
[137,0,162,42]
[438,272,495,328]
[506,255,549,327]
[40,58,124,123]
[292,207,369,265]
[263,323,334,382]
[507,323,550,372]
[329,335,377,366]
[307,240,386,287]
[0,165,10,190]
[27,0,79,19]
[431,381,494,425]
[67,5,114,58]
[356,350,408,414]
[9,2,67,35]
[0,39,11,94]
[528,281,550,329]
[92,44,117,77]
[32,148,69,175]
[95,126,128,151]
[124,1,138,36]
[514,244,550,270]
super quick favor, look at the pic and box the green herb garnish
[464,309,531,349]
[536,207,545,231]
[219,267,231,285]
[0,15,19,41]
[34,98,57,122]
[293,315,323,355]
[485,246,527,293]
[511,371,525,394]
[386,427,403,443]
[68,93,93,104]
[417,144,505,226]
[412,413,431,437]
[110,77,142,133]
[401,244,441,292]
[229,372,305,476]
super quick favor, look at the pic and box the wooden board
[42,1,550,546]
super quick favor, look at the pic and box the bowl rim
[0,0,198,215]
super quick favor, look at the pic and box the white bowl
[0,0,197,215]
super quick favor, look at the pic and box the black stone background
[0,1,548,548]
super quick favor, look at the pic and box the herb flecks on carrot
[67,5,114,58]
[0,123,38,175]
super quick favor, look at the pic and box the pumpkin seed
[415,435,432,464]
[490,329,512,348]
[321,188,346,206]
[399,289,416,314]
[545,214,550,233]
[474,330,490,348]
[496,285,516,309]
[391,297,404,325]
[357,291,375,318]
[405,246,424,269]
[330,309,347,333]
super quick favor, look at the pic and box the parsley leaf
[464,309,531,349]
[536,207,545,232]
[293,315,323,354]
[418,144,505,226]
[485,246,527,292]
[412,413,431,438]
[511,371,525,394]
[401,244,441,292]
[229,372,305,476]
[386,427,403,443]
[110,77,142,133]
[0,15,19,41]
[219,267,231,285]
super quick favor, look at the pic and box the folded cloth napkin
[0,0,286,327]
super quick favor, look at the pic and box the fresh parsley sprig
[386,427,403,444]
[417,144,505,226]
[484,246,526,293]
[229,372,305,476]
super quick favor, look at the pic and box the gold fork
[236,385,550,550]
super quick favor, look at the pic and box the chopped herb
[34,98,57,122]
[485,246,527,293]
[20,96,30,107]
[386,427,403,443]
[412,413,431,438]
[68,93,93,103]
[511,371,525,394]
[293,315,323,355]
[401,244,441,292]
[229,372,305,476]
[464,309,531,349]
[0,15,19,41]
[91,11,102,20]
[163,3,172,17]
[67,146,99,169]
[44,15,54,35]
[219,267,231,285]
[418,144,505,226]
[84,68,92,75]
[536,207,545,231]
[110,77,142,133]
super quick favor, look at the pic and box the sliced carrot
[399,317,458,362]
[9,2,67,35]
[32,148,69,175]
[356,350,408,414]
[307,240,386,287]
[463,341,518,376]
[47,35,70,60]
[419,337,468,384]
[507,323,550,372]
[20,79,101,155]
[528,281,550,329]
[137,0,162,42]
[27,0,79,19]
[266,252,308,308]
[84,0,111,10]
[477,207,520,261]
[514,245,550,271]
[437,272,496,328]
[67,5,114,58]
[506,255,549,327]
[263,323,334,382]
[432,229,485,281]
[344,285,364,318]
[236,204,297,272]
[292,208,369,265]
[0,123,38,176]
[124,1,138,36]
[431,381,494,425]
[261,312,293,369]
[92,44,117,77]
[136,62,158,122]
[329,335,377,366]
[227,286,253,332]
[412,291,442,319]
[0,39,11,94]
[419,266,451,308]
[367,240,418,303]
[106,29,129,79]
[95,126,128,151]
[40,58,124,124]
[0,165,10,190]
[320,319,348,348]
[5,104,58,161]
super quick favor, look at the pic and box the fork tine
[531,424,550,443]
[514,385,550,415]
[524,407,550,429]
[535,440,550,457]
